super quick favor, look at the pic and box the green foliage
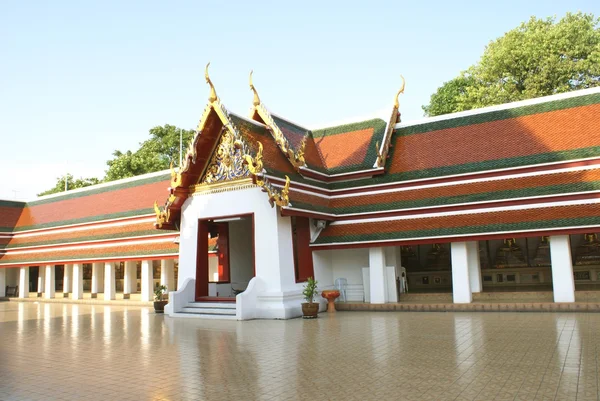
[154,284,168,302]
[302,277,318,304]
[422,76,475,116]
[423,12,600,116]
[38,174,101,196]
[105,125,195,181]
[38,124,195,195]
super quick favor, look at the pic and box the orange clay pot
[321,290,341,313]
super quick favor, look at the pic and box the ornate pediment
[202,126,251,184]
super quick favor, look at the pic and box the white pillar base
[123,261,137,295]
[19,267,29,298]
[467,241,482,293]
[72,263,84,300]
[104,262,116,300]
[160,259,175,291]
[37,273,44,296]
[141,260,154,302]
[451,242,472,303]
[44,265,55,299]
[91,262,102,296]
[0,269,5,297]
[63,264,73,295]
[369,247,387,304]
[550,235,575,303]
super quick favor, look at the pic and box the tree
[104,125,195,181]
[37,124,195,195]
[38,174,101,196]
[421,76,475,117]
[423,12,600,116]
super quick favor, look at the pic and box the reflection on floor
[1,302,599,400]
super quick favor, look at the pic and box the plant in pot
[301,277,319,319]
[153,285,168,313]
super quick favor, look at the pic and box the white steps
[174,301,237,320]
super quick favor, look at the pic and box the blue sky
[1,1,598,200]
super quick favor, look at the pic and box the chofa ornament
[376,75,405,168]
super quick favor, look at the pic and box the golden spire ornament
[205,62,218,103]
[394,75,406,109]
[249,70,261,106]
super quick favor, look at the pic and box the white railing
[165,278,195,316]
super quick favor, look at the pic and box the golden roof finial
[394,75,406,109]
[205,62,218,103]
[249,70,261,107]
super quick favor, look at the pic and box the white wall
[313,250,333,289]
[229,218,255,285]
[331,248,369,301]
[178,186,306,318]
[332,248,369,285]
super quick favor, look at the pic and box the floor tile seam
[507,327,559,400]
[544,325,576,401]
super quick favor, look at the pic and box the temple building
[1,68,600,319]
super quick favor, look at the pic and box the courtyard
[0,303,598,400]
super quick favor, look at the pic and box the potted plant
[301,277,319,319]
[153,285,168,313]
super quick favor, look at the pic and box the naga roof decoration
[242,142,291,207]
[375,76,405,168]
[248,71,307,170]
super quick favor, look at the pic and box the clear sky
[1,0,598,200]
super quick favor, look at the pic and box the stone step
[336,302,600,312]
[181,306,236,315]
[185,302,236,309]
[171,312,238,320]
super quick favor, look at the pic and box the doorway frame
[195,213,255,300]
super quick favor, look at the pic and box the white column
[451,242,472,303]
[123,261,137,295]
[91,262,102,297]
[550,235,575,303]
[37,272,44,295]
[467,241,482,293]
[104,262,116,300]
[63,264,73,295]
[44,265,55,299]
[72,263,83,300]
[141,260,154,302]
[0,268,5,297]
[19,267,29,298]
[160,259,175,291]
[369,247,387,304]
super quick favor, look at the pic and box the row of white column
[6,259,176,302]
[368,235,576,304]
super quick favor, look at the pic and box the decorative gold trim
[376,75,405,168]
[170,162,182,188]
[153,201,171,229]
[264,175,290,207]
[190,178,255,195]
[248,71,306,170]
[243,142,264,175]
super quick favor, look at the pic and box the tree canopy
[38,174,101,196]
[423,12,600,116]
[105,124,195,181]
[38,124,195,196]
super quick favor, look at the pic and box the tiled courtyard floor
[0,302,599,401]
